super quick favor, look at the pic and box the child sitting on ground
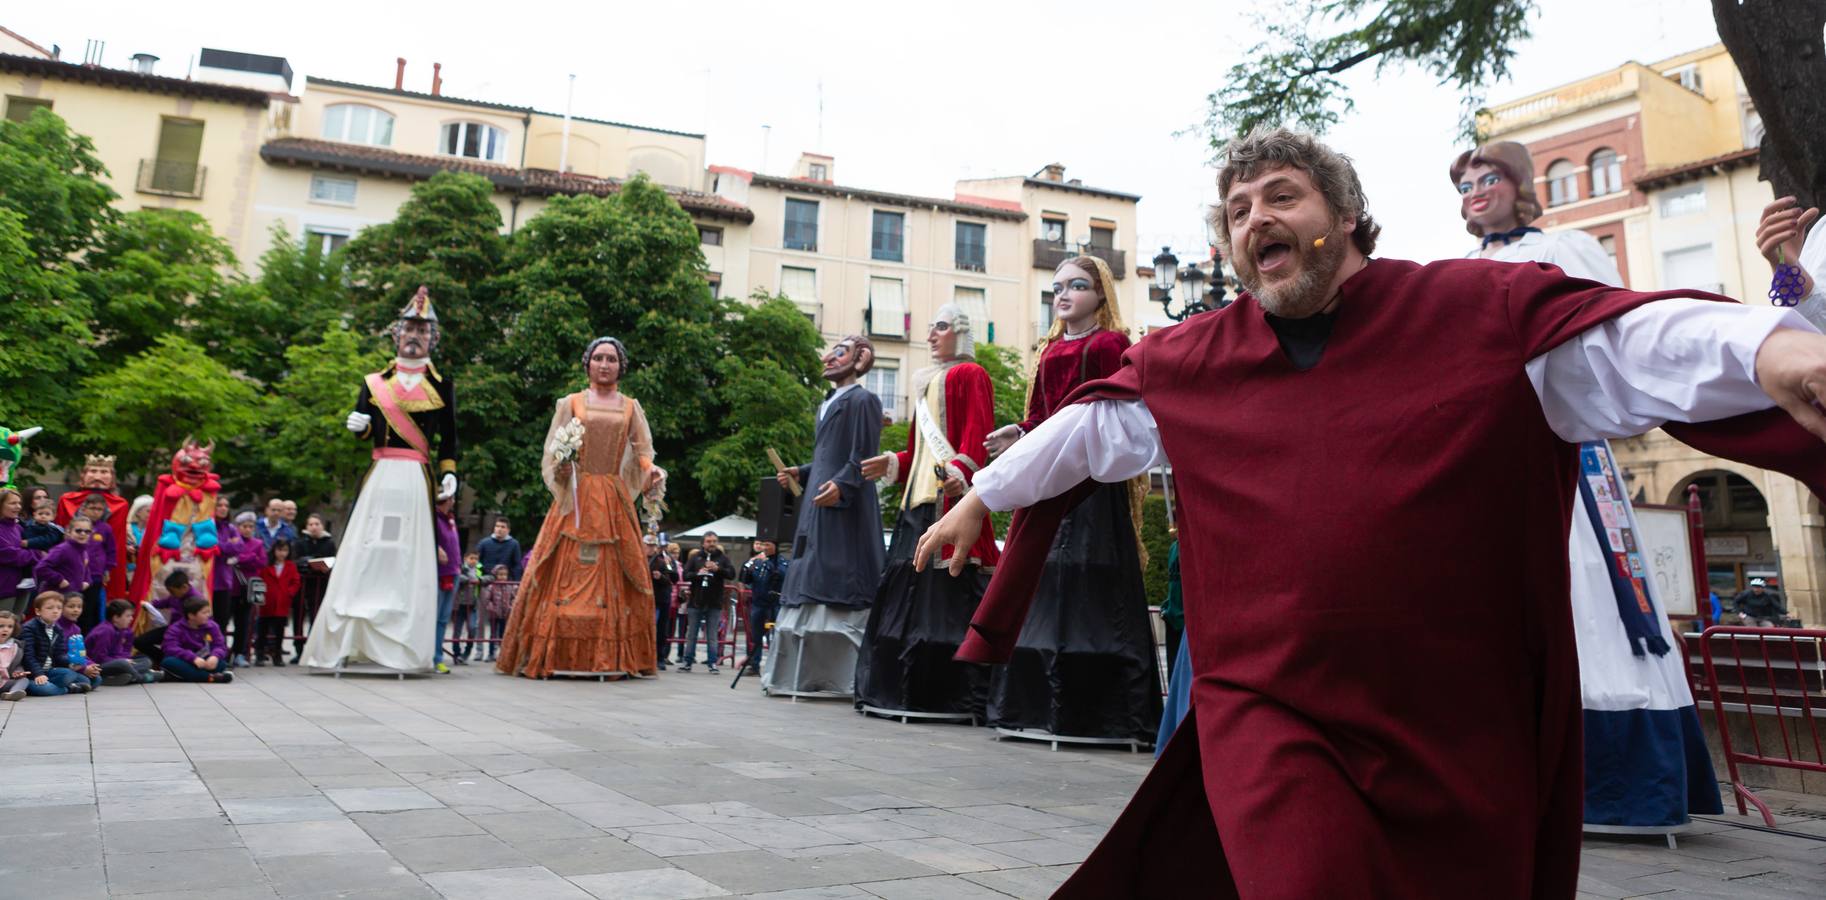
[255,539,298,667]
[89,599,156,685]
[60,592,86,647]
[21,499,62,552]
[160,596,232,683]
[18,592,97,695]
[481,564,515,663]
[132,570,195,661]
[0,610,26,700]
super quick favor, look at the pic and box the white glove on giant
[345,411,372,433]
[440,473,457,499]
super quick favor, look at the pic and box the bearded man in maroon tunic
[918,128,1826,899]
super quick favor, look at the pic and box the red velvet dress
[959,258,1826,898]
[987,330,1161,742]
[855,360,996,716]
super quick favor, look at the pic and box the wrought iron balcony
[1032,239,1125,278]
[137,158,206,198]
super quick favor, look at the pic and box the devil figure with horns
[128,438,222,619]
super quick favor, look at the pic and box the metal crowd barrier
[1694,625,1826,826]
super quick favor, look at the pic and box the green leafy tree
[1209,0,1534,143]
[693,293,825,510]
[253,223,350,351]
[484,177,728,526]
[78,210,282,382]
[261,322,391,510]
[1209,1,1826,211]
[0,209,93,469]
[77,335,267,493]
[341,171,508,376]
[0,108,117,263]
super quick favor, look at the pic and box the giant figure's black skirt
[853,502,988,717]
[987,480,1161,742]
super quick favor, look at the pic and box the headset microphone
[1313,226,1334,249]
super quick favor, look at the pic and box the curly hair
[1209,126,1381,258]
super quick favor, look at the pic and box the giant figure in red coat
[853,302,997,721]
[58,455,130,601]
[921,128,1826,899]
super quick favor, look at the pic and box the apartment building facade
[1483,44,1825,625]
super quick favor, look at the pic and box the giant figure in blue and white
[764,335,885,697]
[1452,141,1720,830]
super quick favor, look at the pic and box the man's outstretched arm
[914,399,1165,576]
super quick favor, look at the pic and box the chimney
[129,53,158,74]
[1036,163,1066,182]
[394,57,406,90]
[431,62,442,96]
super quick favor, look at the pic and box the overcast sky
[13,0,1722,267]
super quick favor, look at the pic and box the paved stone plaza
[0,666,1822,899]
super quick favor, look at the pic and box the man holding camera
[678,532,732,674]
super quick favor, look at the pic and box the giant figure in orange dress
[497,337,666,679]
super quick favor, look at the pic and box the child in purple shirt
[161,596,232,684]
[77,495,115,631]
[132,569,196,662]
[90,599,155,686]
[33,517,91,600]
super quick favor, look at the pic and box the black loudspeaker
[756,477,798,548]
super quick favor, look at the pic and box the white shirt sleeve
[1540,230,1625,287]
[1795,219,1826,331]
[1525,298,1816,442]
[972,400,1166,512]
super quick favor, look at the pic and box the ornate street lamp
[1152,247,1178,294]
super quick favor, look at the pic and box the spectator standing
[476,518,523,579]
[22,499,63,552]
[161,596,232,683]
[255,498,297,550]
[452,551,482,664]
[0,489,39,617]
[18,592,94,695]
[0,609,26,700]
[740,540,787,675]
[125,495,153,586]
[34,517,91,604]
[1732,578,1790,627]
[646,536,676,670]
[88,599,155,685]
[220,513,267,667]
[256,539,299,666]
[481,564,515,663]
[432,495,461,674]
[678,533,732,674]
[281,499,298,529]
[1161,540,1184,682]
[292,514,336,664]
[77,494,115,631]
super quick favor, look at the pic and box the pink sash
[364,372,432,459]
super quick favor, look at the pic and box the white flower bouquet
[548,417,586,525]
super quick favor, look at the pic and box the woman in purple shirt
[0,489,41,618]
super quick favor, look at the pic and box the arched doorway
[1673,470,1778,599]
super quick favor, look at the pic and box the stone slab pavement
[0,663,1820,898]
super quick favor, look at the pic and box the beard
[1237,229,1348,318]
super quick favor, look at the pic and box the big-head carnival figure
[301,286,458,673]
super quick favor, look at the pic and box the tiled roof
[749,174,1027,221]
[952,193,1024,213]
[260,137,752,222]
[1022,177,1141,202]
[0,27,53,59]
[1636,147,1760,191]
[0,53,274,106]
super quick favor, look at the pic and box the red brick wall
[1520,114,1645,286]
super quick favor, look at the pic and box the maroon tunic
[959,257,1826,898]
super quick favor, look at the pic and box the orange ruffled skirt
[496,472,656,679]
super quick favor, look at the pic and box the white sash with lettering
[914,377,956,466]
